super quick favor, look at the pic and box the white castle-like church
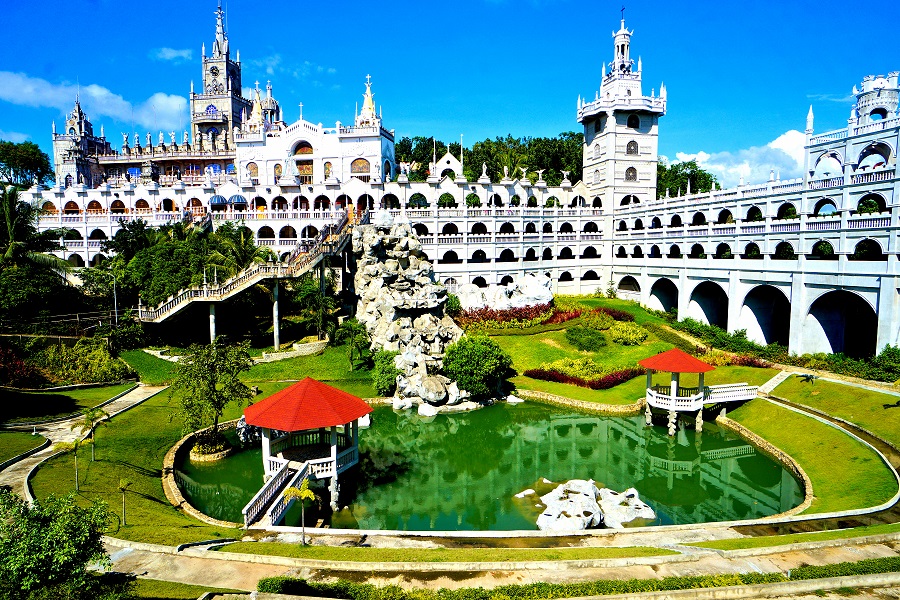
[28,7,899,361]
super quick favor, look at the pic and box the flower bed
[524,366,644,390]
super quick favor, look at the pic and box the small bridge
[646,383,758,412]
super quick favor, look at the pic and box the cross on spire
[621,5,625,19]
[366,74,371,85]
[298,102,303,120]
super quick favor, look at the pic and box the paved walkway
[0,384,166,499]
[758,370,792,394]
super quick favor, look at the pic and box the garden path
[0,384,166,499]
[758,370,791,394]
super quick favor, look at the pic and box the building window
[625,167,637,182]
[205,104,218,115]
[593,145,601,160]
[293,141,313,155]
[627,114,640,129]
[324,162,332,179]
[626,141,638,155]
[351,158,370,182]
[274,163,283,179]
[593,170,601,185]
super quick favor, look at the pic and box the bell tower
[190,1,250,150]
[577,17,666,209]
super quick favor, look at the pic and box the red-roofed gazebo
[638,348,757,435]
[242,378,372,519]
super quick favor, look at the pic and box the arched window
[205,104,217,115]
[499,222,516,234]
[257,226,275,239]
[717,209,733,224]
[617,220,628,231]
[810,240,836,260]
[293,141,314,155]
[743,243,762,259]
[593,145,601,160]
[498,249,517,262]
[471,250,488,263]
[593,170,601,185]
[776,203,797,220]
[626,140,639,155]
[471,222,488,235]
[592,196,602,208]
[773,242,796,260]
[559,222,574,233]
[857,193,886,214]
[850,239,886,261]
[246,162,258,178]
[583,221,599,233]
[559,247,574,260]
[745,206,763,222]
[559,271,574,282]
[670,214,683,228]
[633,219,644,230]
[524,248,538,261]
[542,248,553,260]
[650,217,662,229]
[581,246,598,258]
[616,246,627,258]
[441,223,459,235]
[627,114,640,129]
[814,199,838,216]
[667,245,681,258]
[632,246,644,258]
[525,222,537,233]
[714,243,732,259]
[691,212,707,226]
[440,250,461,264]
[324,162,333,179]
[620,194,639,205]
[813,152,842,179]
[543,222,553,233]
[625,167,637,181]
[649,245,662,258]
[351,158,370,174]
[274,164,283,178]
[689,244,705,259]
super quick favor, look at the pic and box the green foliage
[293,275,339,340]
[542,357,606,379]
[437,193,457,208]
[857,197,882,214]
[605,279,617,299]
[607,322,648,346]
[29,338,134,384]
[372,350,400,396]
[169,337,253,437]
[259,572,786,599]
[0,140,53,186]
[581,311,614,331]
[564,326,608,351]
[0,490,112,598]
[790,556,900,580]
[95,314,146,351]
[465,193,481,207]
[0,184,68,275]
[443,336,512,399]
[335,318,370,371]
[283,477,319,544]
[656,159,719,198]
[445,293,461,317]
[643,323,701,354]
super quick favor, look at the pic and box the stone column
[272,279,280,351]
[329,426,338,510]
[261,428,271,478]
[209,304,216,343]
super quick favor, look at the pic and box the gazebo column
[696,371,706,432]
[352,420,358,451]
[644,369,653,426]
[670,371,679,397]
[261,428,272,478]
[329,426,338,510]
[272,279,280,351]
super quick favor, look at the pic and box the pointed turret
[212,1,228,58]
[356,75,379,127]
[806,105,814,134]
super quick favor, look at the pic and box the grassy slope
[728,399,896,514]
[0,431,46,463]
[0,383,134,424]
[218,543,674,562]
[131,579,242,599]
[120,350,177,385]
[689,522,900,550]
[773,376,900,448]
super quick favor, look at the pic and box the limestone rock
[535,480,656,531]
[417,403,438,417]
[456,273,553,311]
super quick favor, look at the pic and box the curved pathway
[0,384,167,499]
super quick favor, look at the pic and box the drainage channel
[733,396,900,537]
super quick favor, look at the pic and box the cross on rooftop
[366,74,371,84]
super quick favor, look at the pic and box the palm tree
[73,407,109,462]
[283,478,318,544]
[0,184,69,274]
[336,318,370,371]
[207,222,275,278]
[56,439,83,492]
[294,276,338,340]
[118,478,133,526]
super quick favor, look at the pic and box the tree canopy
[443,336,512,400]
[656,159,718,198]
[0,140,53,187]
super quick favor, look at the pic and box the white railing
[848,216,891,229]
[807,219,841,231]
[242,460,293,527]
[706,383,758,404]
[771,222,800,233]
[809,177,844,190]
[646,383,757,412]
[810,129,848,144]
[266,462,310,527]
[702,445,756,460]
[852,168,895,184]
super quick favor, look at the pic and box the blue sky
[0,0,895,187]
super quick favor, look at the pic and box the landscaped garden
[0,382,134,424]
[0,431,46,464]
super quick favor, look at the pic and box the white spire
[806,105,814,134]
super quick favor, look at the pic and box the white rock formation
[353,212,467,407]
[455,273,553,311]
[533,480,655,531]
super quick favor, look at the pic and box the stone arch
[408,193,429,208]
[253,196,267,211]
[316,195,333,210]
[498,248,517,262]
[627,114,640,129]
[257,226,275,239]
[617,220,628,231]
[625,167,637,182]
[499,222,516,234]
[412,223,429,236]
[814,198,838,216]
[648,278,678,313]
[689,243,706,259]
[649,245,662,258]
[618,275,640,299]
[110,200,126,214]
[381,193,400,209]
[357,194,375,212]
[471,222,488,235]
[542,248,553,260]
[525,222,537,233]
[773,241,797,260]
[500,275,515,286]
[809,239,836,260]
[583,221,599,233]
[293,195,309,210]
[472,276,488,288]
[813,151,842,179]
[67,254,85,267]
[670,214,682,228]
[743,242,762,259]
[88,229,107,240]
[559,222,574,233]
[301,225,319,238]
[559,271,574,282]
[559,247,574,260]
[571,195,586,207]
[89,253,107,267]
[804,290,877,358]
[134,199,150,211]
[292,140,314,155]
[714,243,733,259]
[441,223,459,235]
[776,202,797,220]
[621,194,639,206]
[279,226,297,239]
[633,218,644,230]
[632,245,644,258]
[471,249,488,263]
[524,248,538,261]
[717,209,733,224]
[745,206,763,222]
[440,250,461,264]
[691,212,707,226]
[688,281,729,329]
[86,200,103,212]
[491,193,503,207]
[592,196,602,208]
[667,244,681,258]
[581,246,598,259]
[41,201,58,213]
[582,270,599,281]
[616,246,628,258]
[543,222,553,233]
[850,238,886,261]
[740,285,791,346]
[856,192,887,214]
[271,196,288,211]
[438,192,457,207]
[857,142,891,170]
[650,217,662,229]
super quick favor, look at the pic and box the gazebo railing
[243,459,293,527]
[267,462,310,527]
[651,385,706,398]
[647,383,758,412]
[336,447,358,473]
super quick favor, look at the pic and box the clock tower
[189,1,249,151]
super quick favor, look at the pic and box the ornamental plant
[565,326,607,351]
[607,322,648,346]
[443,336,512,399]
[372,350,401,396]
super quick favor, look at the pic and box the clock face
[209,66,220,77]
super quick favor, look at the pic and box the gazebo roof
[638,348,715,373]
[244,377,372,431]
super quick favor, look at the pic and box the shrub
[95,314,146,351]
[0,344,41,387]
[445,294,461,317]
[593,306,635,322]
[643,323,702,354]
[789,556,900,580]
[565,327,607,351]
[443,336,513,399]
[28,338,134,384]
[581,311,614,331]
[456,303,553,330]
[608,322,648,346]
[543,309,582,325]
[524,366,642,390]
[543,357,606,380]
[372,350,400,396]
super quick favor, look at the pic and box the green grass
[120,350,177,385]
[130,578,242,599]
[688,522,900,550]
[219,543,675,562]
[773,376,900,449]
[0,431,46,463]
[728,399,897,513]
[245,345,376,397]
[0,383,135,424]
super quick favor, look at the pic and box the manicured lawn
[0,431,46,463]
[121,350,177,385]
[728,399,897,514]
[773,376,900,449]
[130,578,242,599]
[0,383,135,424]
[218,543,675,562]
[245,345,376,397]
[689,522,900,550]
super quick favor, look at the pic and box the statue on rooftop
[481,162,487,177]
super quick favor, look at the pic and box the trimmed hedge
[523,367,643,390]
[371,350,400,396]
[259,573,786,599]
[789,556,900,580]
[565,327,607,351]
[643,323,702,354]
[457,303,553,329]
[607,322,648,346]
[592,306,635,322]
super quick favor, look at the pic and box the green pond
[176,403,803,530]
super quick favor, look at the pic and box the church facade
[29,7,900,360]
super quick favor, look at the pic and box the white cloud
[0,129,30,143]
[152,47,193,62]
[673,129,806,189]
[0,71,188,132]
[807,92,855,104]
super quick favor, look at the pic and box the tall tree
[73,406,109,462]
[0,140,53,187]
[335,317,370,371]
[170,337,253,444]
[207,221,275,277]
[657,159,718,198]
